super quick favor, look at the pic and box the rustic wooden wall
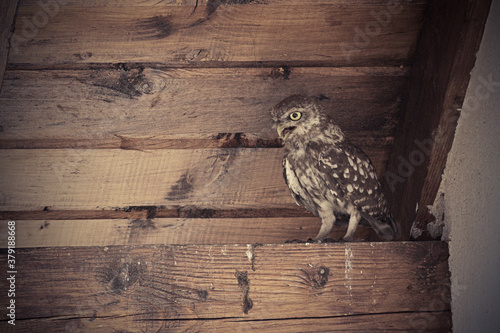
[0,0,427,245]
[0,0,457,331]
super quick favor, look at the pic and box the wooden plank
[382,0,492,240]
[0,67,406,149]
[8,1,426,66]
[0,218,374,247]
[0,148,389,211]
[0,0,18,92]
[0,242,450,332]
[1,312,452,332]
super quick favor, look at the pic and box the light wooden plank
[0,67,406,148]
[0,242,450,331]
[0,148,389,211]
[0,218,374,247]
[8,2,426,66]
[383,0,492,240]
[0,0,18,92]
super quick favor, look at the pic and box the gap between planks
[0,135,393,150]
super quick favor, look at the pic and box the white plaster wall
[440,0,500,331]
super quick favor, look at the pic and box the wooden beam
[0,242,451,331]
[0,0,18,92]
[0,148,388,211]
[382,0,492,240]
[7,1,426,66]
[0,67,406,148]
[0,218,375,247]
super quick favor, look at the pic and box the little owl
[272,95,400,241]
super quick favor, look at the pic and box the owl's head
[271,95,328,141]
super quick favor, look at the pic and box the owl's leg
[342,208,361,242]
[314,209,336,241]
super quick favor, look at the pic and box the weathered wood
[0,207,313,221]
[0,148,389,211]
[0,218,374,247]
[1,312,452,332]
[0,0,18,92]
[0,67,406,148]
[8,1,426,66]
[382,0,492,240]
[0,242,451,332]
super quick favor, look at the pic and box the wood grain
[382,0,492,240]
[0,67,406,147]
[1,312,452,332]
[0,0,18,92]
[8,1,426,66]
[0,242,451,332]
[0,218,374,247]
[0,147,389,211]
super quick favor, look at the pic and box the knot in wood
[300,265,330,289]
[103,259,142,294]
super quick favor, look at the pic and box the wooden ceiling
[0,0,492,331]
[0,0,491,242]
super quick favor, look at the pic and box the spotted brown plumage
[272,95,400,241]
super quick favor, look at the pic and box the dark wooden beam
[0,242,450,331]
[383,0,492,240]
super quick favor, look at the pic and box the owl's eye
[289,112,302,121]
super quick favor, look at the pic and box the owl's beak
[277,124,295,140]
[276,124,285,138]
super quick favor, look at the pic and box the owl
[272,95,400,241]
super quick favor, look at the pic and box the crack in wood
[1,309,451,323]
[231,309,452,323]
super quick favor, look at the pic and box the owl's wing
[282,157,304,207]
[316,141,398,239]
[316,142,381,206]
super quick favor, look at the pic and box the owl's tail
[360,211,400,241]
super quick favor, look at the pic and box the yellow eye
[289,112,302,121]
